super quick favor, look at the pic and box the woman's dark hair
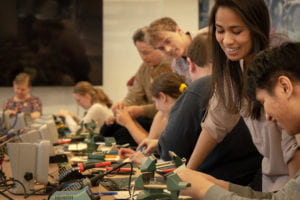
[73,81,112,108]
[187,33,211,67]
[208,0,270,118]
[150,72,186,99]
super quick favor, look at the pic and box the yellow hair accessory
[179,83,187,93]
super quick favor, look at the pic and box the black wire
[24,187,49,198]
[90,161,134,197]
[5,178,27,198]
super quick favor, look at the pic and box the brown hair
[73,81,112,108]
[150,72,185,99]
[187,33,211,67]
[132,27,148,44]
[13,72,32,87]
[147,17,178,46]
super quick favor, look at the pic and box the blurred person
[5,72,42,120]
[101,27,172,146]
[58,81,113,134]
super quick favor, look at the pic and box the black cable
[5,178,27,198]
[90,162,134,196]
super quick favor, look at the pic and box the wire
[90,161,134,197]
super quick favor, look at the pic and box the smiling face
[135,41,164,67]
[215,7,253,62]
[73,93,92,109]
[256,78,300,135]
[153,30,189,58]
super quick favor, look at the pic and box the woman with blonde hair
[58,81,113,134]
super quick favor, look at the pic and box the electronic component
[7,140,50,194]
[49,186,97,200]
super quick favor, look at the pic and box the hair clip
[179,83,187,93]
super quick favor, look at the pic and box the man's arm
[177,168,274,200]
[288,149,300,178]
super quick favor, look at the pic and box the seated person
[120,34,262,187]
[176,42,300,200]
[5,72,42,120]
[58,81,113,134]
[115,71,186,145]
[101,27,172,146]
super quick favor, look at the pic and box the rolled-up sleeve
[281,129,299,164]
[201,94,240,143]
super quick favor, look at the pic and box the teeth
[226,48,239,52]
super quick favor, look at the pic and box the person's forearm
[125,120,148,144]
[187,128,218,169]
[199,172,229,190]
[148,111,167,139]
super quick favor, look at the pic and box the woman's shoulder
[88,103,113,117]
[90,103,111,112]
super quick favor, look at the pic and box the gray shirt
[204,171,300,200]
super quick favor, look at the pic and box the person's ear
[187,57,196,72]
[278,75,293,98]
[159,92,167,102]
[175,26,183,34]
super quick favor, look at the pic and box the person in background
[111,26,172,120]
[147,17,208,84]
[177,41,300,200]
[120,33,262,187]
[5,72,42,120]
[58,81,113,134]
[187,0,300,192]
[101,27,172,146]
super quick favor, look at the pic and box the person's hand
[6,109,17,117]
[176,168,214,199]
[118,148,146,166]
[57,110,73,117]
[126,105,144,118]
[105,116,116,126]
[137,138,158,155]
[119,148,135,159]
[111,101,125,114]
[115,108,134,127]
[129,151,146,166]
